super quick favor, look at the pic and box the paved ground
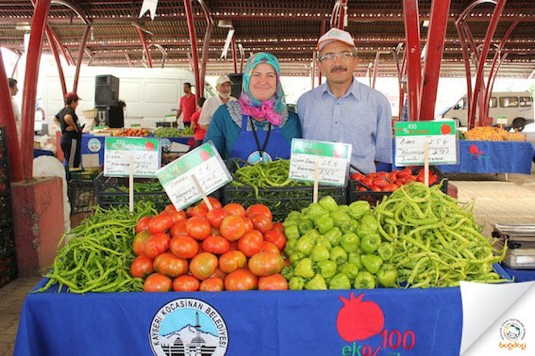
[1,162,534,355]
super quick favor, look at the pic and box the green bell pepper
[298,218,315,235]
[305,274,328,290]
[336,204,349,213]
[329,273,352,290]
[281,265,294,280]
[357,214,378,237]
[337,262,359,280]
[348,252,363,270]
[340,232,360,253]
[330,210,352,228]
[329,246,348,265]
[360,234,381,254]
[317,260,337,279]
[293,258,315,278]
[284,238,298,256]
[315,235,332,250]
[314,214,335,234]
[340,219,359,234]
[354,271,376,289]
[319,195,339,212]
[376,263,398,288]
[324,227,342,246]
[348,201,371,220]
[296,235,317,255]
[360,254,383,274]
[289,276,305,290]
[311,244,330,262]
[377,242,394,261]
[288,252,306,264]
[304,203,329,220]
[284,225,301,240]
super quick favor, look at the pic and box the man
[8,78,21,138]
[175,82,196,127]
[198,74,237,132]
[297,28,392,173]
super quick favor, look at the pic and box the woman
[55,92,83,177]
[203,52,301,163]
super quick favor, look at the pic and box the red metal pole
[419,0,451,121]
[197,0,214,96]
[45,25,67,97]
[337,0,348,29]
[21,0,52,180]
[318,21,327,86]
[47,25,73,66]
[455,21,474,127]
[231,36,238,74]
[0,50,24,182]
[136,26,153,68]
[73,24,91,93]
[403,0,422,121]
[184,0,201,98]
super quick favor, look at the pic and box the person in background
[55,92,83,179]
[203,52,301,163]
[175,82,196,127]
[198,74,237,132]
[190,97,207,148]
[297,28,392,173]
[8,78,21,139]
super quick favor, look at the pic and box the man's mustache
[330,66,347,73]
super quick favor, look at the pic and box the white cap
[216,74,231,85]
[317,28,355,51]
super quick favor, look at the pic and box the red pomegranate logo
[336,293,384,342]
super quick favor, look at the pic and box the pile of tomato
[350,167,438,192]
[130,198,289,292]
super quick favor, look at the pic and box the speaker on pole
[95,75,120,107]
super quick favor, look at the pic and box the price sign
[288,139,352,187]
[156,141,232,210]
[394,120,458,166]
[104,137,161,177]
[496,116,508,125]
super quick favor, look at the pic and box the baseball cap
[317,28,355,51]
[216,74,231,85]
[64,92,81,101]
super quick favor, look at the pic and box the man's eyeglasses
[318,51,355,62]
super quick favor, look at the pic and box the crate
[68,179,97,214]
[348,168,449,206]
[222,185,347,222]
[94,173,171,211]
[0,253,17,288]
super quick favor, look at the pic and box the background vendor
[203,52,301,164]
[55,92,83,179]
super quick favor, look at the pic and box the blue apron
[230,115,290,164]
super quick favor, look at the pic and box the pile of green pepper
[282,196,398,290]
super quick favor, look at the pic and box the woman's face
[249,63,277,102]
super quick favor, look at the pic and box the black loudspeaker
[95,75,120,107]
[228,73,243,99]
[97,106,124,128]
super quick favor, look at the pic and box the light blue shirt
[297,79,392,173]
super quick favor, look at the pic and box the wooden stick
[191,174,213,210]
[313,160,319,204]
[128,155,134,213]
[424,138,429,187]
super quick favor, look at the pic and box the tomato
[222,203,247,217]
[218,250,247,274]
[397,168,413,178]
[245,204,272,220]
[186,216,212,240]
[206,207,228,229]
[209,267,227,280]
[382,183,398,192]
[271,222,285,234]
[263,230,287,251]
[143,273,172,292]
[186,205,208,218]
[197,196,223,211]
[248,251,285,277]
[224,269,258,291]
[164,205,187,223]
[219,215,247,241]
[148,213,174,234]
[135,216,152,233]
[169,235,199,259]
[189,252,219,280]
[202,235,230,255]
[130,255,154,278]
[258,274,289,290]
[243,217,254,233]
[395,178,407,187]
[237,229,263,257]
[144,233,171,259]
[376,171,388,177]
[249,213,273,233]
[199,277,224,292]
[153,252,188,277]
[361,177,373,187]
[260,241,280,254]
[132,230,151,256]
[172,275,200,292]
[170,220,188,238]
[350,172,365,181]
[372,177,389,188]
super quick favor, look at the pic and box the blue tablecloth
[15,278,465,356]
[81,134,193,165]
[502,265,535,282]
[437,140,534,174]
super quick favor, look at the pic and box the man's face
[10,83,18,96]
[183,84,191,94]
[318,41,358,86]
[217,82,232,97]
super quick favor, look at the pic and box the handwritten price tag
[394,120,458,166]
[103,137,161,177]
[156,141,232,210]
[289,139,351,187]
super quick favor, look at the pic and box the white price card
[288,139,352,187]
[156,141,232,210]
[394,120,458,166]
[104,137,161,177]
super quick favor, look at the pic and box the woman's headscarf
[238,52,288,126]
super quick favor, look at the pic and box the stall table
[15,278,470,356]
[82,134,194,165]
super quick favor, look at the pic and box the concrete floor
[1,164,535,355]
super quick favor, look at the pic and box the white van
[441,91,534,131]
